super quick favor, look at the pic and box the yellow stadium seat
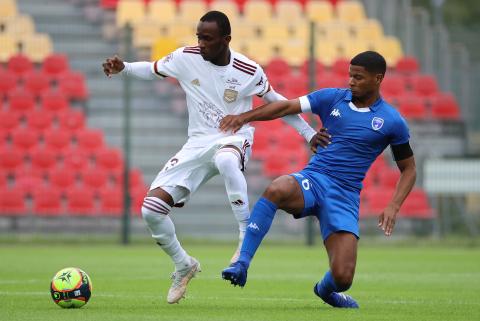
[336,0,366,23]
[305,1,333,23]
[0,0,16,18]
[275,1,302,22]
[236,39,273,66]
[274,39,307,67]
[243,1,272,23]
[210,1,240,21]
[0,34,18,62]
[315,41,340,66]
[4,14,35,36]
[353,19,383,40]
[230,19,258,40]
[168,22,196,40]
[178,35,197,47]
[344,39,369,58]
[372,36,403,66]
[178,0,208,22]
[318,21,351,41]
[151,37,178,61]
[260,21,290,40]
[133,19,162,48]
[116,0,145,27]
[21,33,53,62]
[147,0,176,23]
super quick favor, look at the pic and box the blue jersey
[299,88,410,190]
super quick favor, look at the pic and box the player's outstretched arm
[102,55,125,77]
[220,99,302,133]
[378,155,416,236]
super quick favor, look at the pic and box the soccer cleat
[167,257,201,304]
[221,261,248,287]
[314,283,359,308]
[229,248,240,264]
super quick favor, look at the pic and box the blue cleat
[314,283,359,308]
[222,261,248,287]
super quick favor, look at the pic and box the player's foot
[314,283,359,308]
[229,248,240,264]
[221,261,248,287]
[167,257,201,304]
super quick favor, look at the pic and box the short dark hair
[200,11,231,37]
[350,51,387,75]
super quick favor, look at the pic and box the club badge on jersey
[224,89,238,103]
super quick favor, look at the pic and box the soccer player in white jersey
[102,11,330,304]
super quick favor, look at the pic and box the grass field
[1,241,479,321]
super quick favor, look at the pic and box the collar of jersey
[343,89,383,112]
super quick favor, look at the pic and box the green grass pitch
[1,241,479,321]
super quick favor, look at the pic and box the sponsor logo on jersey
[330,108,341,117]
[226,77,241,86]
[191,79,200,86]
[371,117,384,130]
[224,89,238,103]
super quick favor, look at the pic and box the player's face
[196,21,230,63]
[348,65,383,99]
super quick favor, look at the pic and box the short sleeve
[303,88,342,121]
[244,65,271,97]
[151,48,183,80]
[389,115,410,146]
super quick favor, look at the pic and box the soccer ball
[50,267,92,308]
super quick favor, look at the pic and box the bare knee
[263,176,297,207]
[330,262,355,289]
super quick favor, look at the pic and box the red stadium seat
[378,167,400,189]
[381,75,406,101]
[0,187,27,215]
[57,109,86,133]
[14,165,46,181]
[251,130,273,160]
[95,147,123,171]
[363,186,395,214]
[62,147,91,170]
[411,74,438,97]
[42,54,69,78]
[130,185,148,216]
[26,110,54,132]
[14,175,45,197]
[11,127,40,151]
[81,167,108,190]
[100,0,119,9]
[0,110,21,132]
[33,187,63,216]
[30,146,58,171]
[113,167,145,188]
[395,56,419,74]
[301,59,325,77]
[398,96,427,120]
[7,54,34,76]
[331,59,350,76]
[368,156,388,178]
[284,73,308,98]
[400,188,434,218]
[265,58,291,78]
[7,88,35,114]
[66,185,96,216]
[99,189,123,217]
[0,69,17,95]
[316,71,346,89]
[48,166,77,189]
[430,93,461,120]
[41,90,69,113]
[76,128,105,153]
[57,71,89,100]
[24,71,51,96]
[43,128,73,152]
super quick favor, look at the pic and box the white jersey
[151,46,270,147]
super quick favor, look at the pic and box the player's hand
[102,55,125,77]
[309,128,331,153]
[220,114,246,133]
[378,204,399,236]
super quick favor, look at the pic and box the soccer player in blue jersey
[218,51,417,308]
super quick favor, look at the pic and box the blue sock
[316,271,338,300]
[237,197,277,268]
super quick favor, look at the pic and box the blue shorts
[290,170,360,241]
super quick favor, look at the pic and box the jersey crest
[371,117,384,130]
[224,89,238,103]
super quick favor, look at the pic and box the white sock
[142,197,190,270]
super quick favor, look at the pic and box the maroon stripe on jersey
[183,50,201,54]
[233,61,256,74]
[233,58,257,72]
[184,46,200,50]
[233,63,255,75]
[153,61,168,77]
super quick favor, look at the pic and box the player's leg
[314,232,359,308]
[142,187,200,304]
[222,175,305,286]
[213,146,250,263]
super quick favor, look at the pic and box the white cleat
[229,248,240,264]
[167,257,201,304]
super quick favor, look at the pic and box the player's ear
[375,73,384,85]
[224,35,231,45]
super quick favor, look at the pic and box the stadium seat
[373,36,403,66]
[301,59,325,77]
[21,33,53,63]
[113,167,145,188]
[378,167,400,189]
[57,71,89,100]
[130,185,148,215]
[41,90,69,113]
[30,146,58,171]
[0,0,17,18]
[150,37,178,61]
[411,74,438,97]
[336,0,366,22]
[178,0,208,21]
[100,0,119,9]
[4,14,35,37]
[260,22,290,40]
[76,128,105,154]
[14,164,46,181]
[353,19,383,40]
[14,175,45,197]
[95,147,124,171]
[0,34,18,62]
[397,96,427,120]
[265,58,291,78]
[147,0,176,22]
[24,71,51,96]
[396,56,419,74]
[363,186,395,214]
[0,170,7,187]
[81,167,108,190]
[210,1,239,20]
[305,0,334,23]
[275,1,302,22]
[0,110,21,132]
[116,0,146,27]
[381,76,406,101]
[0,146,23,172]
[0,187,27,215]
[33,187,63,216]
[62,147,91,170]
[43,128,73,152]
[26,109,54,133]
[316,71,347,89]
[0,69,18,95]
[133,19,162,48]
[284,72,308,98]
[332,58,350,76]
[42,54,69,78]
[99,189,123,216]
[243,0,272,22]
[11,127,40,151]
[48,166,77,189]
[66,185,96,216]
[400,188,434,218]
[57,109,86,133]
[7,88,35,114]
[7,54,34,76]
[274,39,307,67]
[430,93,461,120]
[315,42,338,66]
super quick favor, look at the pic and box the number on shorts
[302,179,310,190]
[162,158,179,172]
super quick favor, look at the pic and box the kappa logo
[247,222,259,231]
[191,79,200,86]
[330,109,341,117]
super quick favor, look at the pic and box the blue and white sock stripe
[142,197,171,215]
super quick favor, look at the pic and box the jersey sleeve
[299,88,341,121]
[389,115,410,146]
[244,65,271,98]
[151,48,184,80]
